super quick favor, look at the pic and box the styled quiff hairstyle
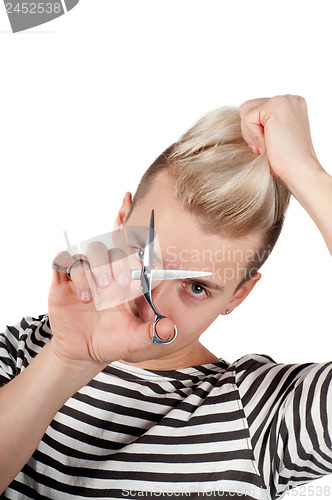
[127,106,291,293]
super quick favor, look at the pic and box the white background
[0,0,331,495]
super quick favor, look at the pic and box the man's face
[120,172,263,368]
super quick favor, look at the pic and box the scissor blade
[131,268,212,281]
[143,209,154,268]
[150,269,212,281]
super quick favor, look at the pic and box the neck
[119,342,220,371]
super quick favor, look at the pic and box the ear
[114,192,132,230]
[221,272,261,315]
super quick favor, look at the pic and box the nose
[134,282,169,322]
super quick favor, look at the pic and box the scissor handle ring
[67,258,90,280]
[152,317,178,345]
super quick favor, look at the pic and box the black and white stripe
[1,314,332,499]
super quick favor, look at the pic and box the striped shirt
[1,313,332,500]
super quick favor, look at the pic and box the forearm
[0,340,101,493]
[284,162,332,255]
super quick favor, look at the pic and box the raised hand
[48,235,175,369]
[239,94,324,188]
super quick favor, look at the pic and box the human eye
[132,247,161,269]
[134,247,144,261]
[181,281,209,301]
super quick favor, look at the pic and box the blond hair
[128,106,291,292]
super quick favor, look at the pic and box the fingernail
[80,289,92,302]
[62,256,73,267]
[250,144,259,154]
[97,274,111,288]
[257,147,263,154]
[117,273,131,288]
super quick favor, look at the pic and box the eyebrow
[126,227,226,293]
[184,277,226,294]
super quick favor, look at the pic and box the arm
[0,235,173,493]
[283,163,332,255]
[239,94,332,254]
[236,355,332,498]
[0,334,102,493]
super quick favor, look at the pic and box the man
[1,95,331,499]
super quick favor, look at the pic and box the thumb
[51,251,74,285]
[129,317,177,352]
[154,318,177,343]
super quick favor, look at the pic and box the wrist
[281,159,327,195]
[44,340,107,391]
[280,161,332,254]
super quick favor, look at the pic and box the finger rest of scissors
[152,316,178,345]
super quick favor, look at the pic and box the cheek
[169,299,223,339]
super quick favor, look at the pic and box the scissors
[53,209,212,345]
[130,209,212,345]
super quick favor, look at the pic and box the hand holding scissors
[53,209,212,345]
[130,210,211,344]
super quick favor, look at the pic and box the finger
[52,251,74,284]
[86,241,112,289]
[69,257,94,303]
[128,317,176,352]
[241,120,266,154]
[112,226,129,253]
[239,97,270,116]
[109,248,132,288]
[83,247,133,312]
[239,99,271,154]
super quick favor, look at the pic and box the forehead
[127,172,263,283]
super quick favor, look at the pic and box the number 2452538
[5,3,62,14]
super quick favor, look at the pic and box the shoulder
[230,353,332,413]
[0,313,51,383]
[230,353,319,394]
[3,313,51,346]
[231,353,277,371]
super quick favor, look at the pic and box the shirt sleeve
[235,354,332,498]
[0,313,52,387]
